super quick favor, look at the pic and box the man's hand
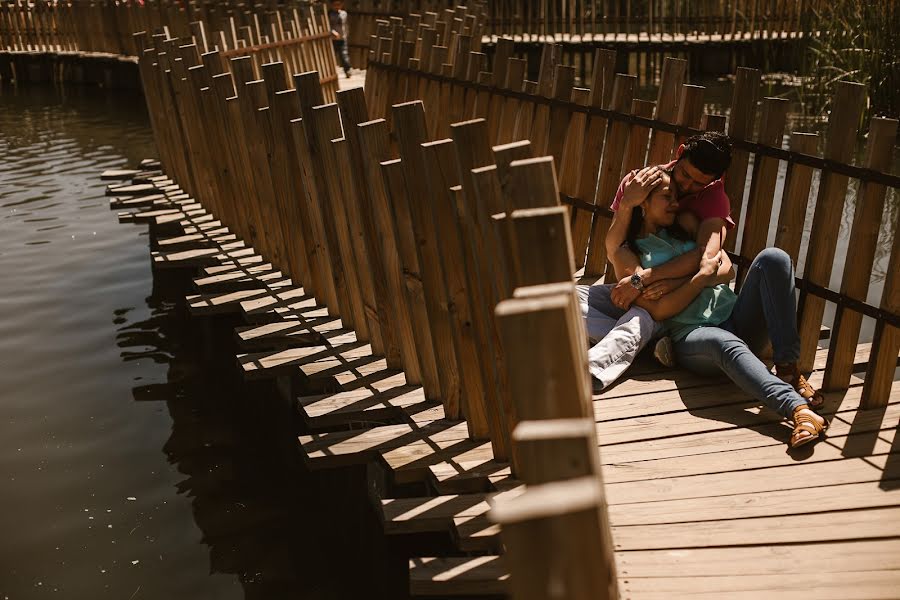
[611,274,642,309]
[620,166,665,209]
[641,277,688,301]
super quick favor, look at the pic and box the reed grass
[798,0,899,126]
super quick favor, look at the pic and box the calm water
[0,84,394,599]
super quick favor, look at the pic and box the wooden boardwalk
[111,116,900,598]
[107,6,900,595]
[110,167,900,599]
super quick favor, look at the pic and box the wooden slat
[797,81,867,371]
[825,117,899,390]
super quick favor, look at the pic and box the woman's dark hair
[680,131,732,178]
[624,176,693,256]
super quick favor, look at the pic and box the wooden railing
[345,0,817,67]
[0,0,329,57]
[0,0,339,97]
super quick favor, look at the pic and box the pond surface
[0,84,393,599]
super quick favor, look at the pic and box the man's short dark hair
[681,132,732,178]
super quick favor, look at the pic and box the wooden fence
[363,23,899,404]
[0,0,339,97]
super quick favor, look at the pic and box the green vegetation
[798,0,898,125]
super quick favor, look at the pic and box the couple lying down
[577,133,827,449]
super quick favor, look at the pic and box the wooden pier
[71,2,900,598]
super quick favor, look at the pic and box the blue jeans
[674,248,805,418]
[577,283,663,389]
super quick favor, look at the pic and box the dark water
[0,84,395,599]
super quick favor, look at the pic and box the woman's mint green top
[635,229,737,341]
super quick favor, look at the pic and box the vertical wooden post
[357,118,423,383]
[738,96,789,268]
[392,100,462,418]
[862,213,900,409]
[797,81,866,372]
[337,87,399,365]
[773,132,818,264]
[620,98,656,175]
[673,83,706,152]
[583,73,636,277]
[824,117,898,391]
[570,48,616,267]
[420,138,493,441]
[645,56,686,166]
[723,67,760,250]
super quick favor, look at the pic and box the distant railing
[0,0,339,97]
[345,0,817,67]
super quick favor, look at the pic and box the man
[579,132,733,390]
[581,131,823,410]
[328,0,352,78]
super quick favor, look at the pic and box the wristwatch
[629,273,645,292]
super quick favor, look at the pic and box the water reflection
[0,83,396,599]
[113,275,397,598]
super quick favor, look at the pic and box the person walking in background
[328,0,352,78]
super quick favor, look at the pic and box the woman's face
[642,173,679,227]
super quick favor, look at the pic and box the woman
[620,172,828,449]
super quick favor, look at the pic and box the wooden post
[773,132,818,264]
[862,211,900,408]
[558,87,590,204]
[583,73,636,277]
[723,67,761,250]
[620,98,656,175]
[495,292,591,450]
[292,71,341,314]
[489,478,617,598]
[797,81,866,372]
[336,87,399,364]
[507,206,575,291]
[570,48,616,267]
[495,57,526,144]
[738,96,789,270]
[824,117,898,391]
[306,101,363,330]
[357,118,423,383]
[645,56,686,166]
[420,138,493,441]
[392,100,462,418]
[673,84,706,152]
[380,157,444,402]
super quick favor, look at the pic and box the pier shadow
[112,269,409,599]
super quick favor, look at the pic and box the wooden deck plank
[622,569,900,599]
[409,539,900,597]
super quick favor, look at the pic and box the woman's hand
[620,166,664,209]
[641,277,688,300]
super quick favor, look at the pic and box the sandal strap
[792,405,828,434]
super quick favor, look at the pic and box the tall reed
[798,0,898,126]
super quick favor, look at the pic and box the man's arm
[632,252,722,320]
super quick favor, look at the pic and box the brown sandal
[790,404,829,449]
[777,363,825,411]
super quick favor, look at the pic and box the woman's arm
[633,252,722,321]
